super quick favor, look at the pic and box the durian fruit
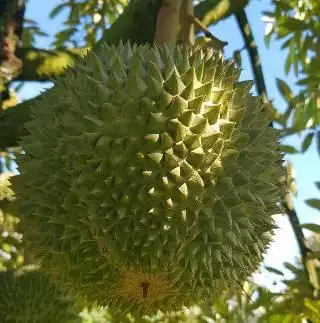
[14,42,284,316]
[0,265,80,323]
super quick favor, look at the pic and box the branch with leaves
[0,0,164,149]
[195,0,248,27]
[14,47,88,82]
[235,7,319,299]
[11,0,247,83]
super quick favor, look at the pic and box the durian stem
[154,0,195,45]
[179,0,195,44]
[235,8,319,300]
[154,0,183,45]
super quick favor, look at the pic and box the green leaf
[283,262,300,274]
[23,18,37,25]
[264,31,273,48]
[281,37,292,50]
[35,31,48,37]
[261,11,275,18]
[301,223,320,233]
[315,182,320,191]
[277,2,293,10]
[292,106,308,132]
[279,144,299,154]
[305,199,320,211]
[52,27,77,47]
[68,3,81,24]
[284,53,292,75]
[290,44,298,76]
[50,3,69,19]
[276,78,293,102]
[276,26,291,40]
[297,75,320,86]
[279,17,309,31]
[265,266,284,276]
[301,132,314,153]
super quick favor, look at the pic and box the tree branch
[0,0,250,148]
[282,198,316,291]
[194,0,248,27]
[9,0,246,83]
[179,0,195,44]
[154,0,183,45]
[154,0,195,45]
[96,0,164,46]
[235,8,318,298]
[14,0,164,82]
[235,9,268,102]
[14,47,88,81]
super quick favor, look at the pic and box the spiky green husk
[14,42,284,316]
[0,266,79,323]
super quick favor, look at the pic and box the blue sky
[15,0,319,287]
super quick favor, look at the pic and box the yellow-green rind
[14,42,284,316]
